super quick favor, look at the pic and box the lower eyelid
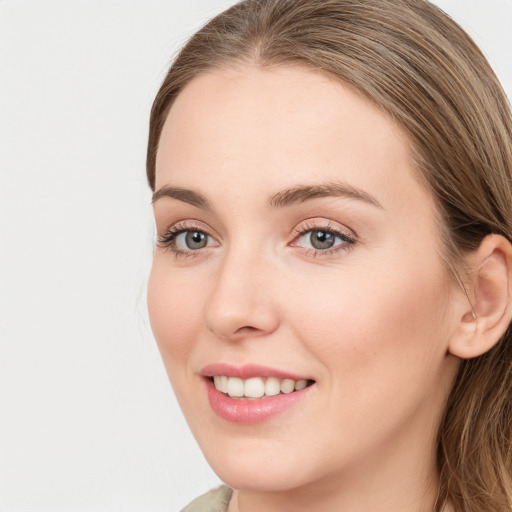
[158,221,355,258]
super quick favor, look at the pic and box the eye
[157,222,218,257]
[176,230,210,250]
[290,221,356,256]
[301,230,338,250]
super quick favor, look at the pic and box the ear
[448,234,512,359]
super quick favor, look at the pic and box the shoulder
[180,485,233,512]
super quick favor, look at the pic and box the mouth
[210,375,315,399]
[201,364,316,423]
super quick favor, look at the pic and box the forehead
[155,65,433,219]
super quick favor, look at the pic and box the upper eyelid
[157,223,218,256]
[291,218,357,239]
[295,228,354,242]
[157,221,214,245]
[157,218,357,247]
[291,227,356,249]
[159,219,215,236]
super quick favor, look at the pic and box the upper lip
[200,363,313,381]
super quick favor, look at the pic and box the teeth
[227,377,244,398]
[213,375,228,394]
[265,377,281,396]
[219,375,228,393]
[295,379,308,391]
[244,377,265,398]
[213,376,311,398]
[280,379,295,394]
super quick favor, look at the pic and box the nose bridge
[204,238,279,340]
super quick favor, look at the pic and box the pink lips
[201,363,312,381]
[201,363,315,424]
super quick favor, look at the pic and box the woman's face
[148,66,460,493]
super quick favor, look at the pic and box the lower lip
[205,379,314,424]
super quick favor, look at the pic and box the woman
[146,0,512,510]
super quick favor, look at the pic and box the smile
[201,364,316,423]
[212,375,312,399]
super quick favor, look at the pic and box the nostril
[234,326,259,334]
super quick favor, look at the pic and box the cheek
[278,260,454,461]
[285,258,451,393]
[147,260,204,369]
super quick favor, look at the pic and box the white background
[0,1,510,511]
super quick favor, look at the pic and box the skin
[148,65,463,512]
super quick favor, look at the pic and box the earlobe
[449,234,512,360]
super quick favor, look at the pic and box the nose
[204,248,280,341]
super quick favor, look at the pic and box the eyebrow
[152,186,211,209]
[152,181,383,210]
[268,182,384,209]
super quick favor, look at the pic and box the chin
[198,436,324,492]
[213,462,310,492]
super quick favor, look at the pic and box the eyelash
[291,221,357,257]
[157,221,212,258]
[157,220,357,259]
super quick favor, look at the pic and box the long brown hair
[146,1,512,510]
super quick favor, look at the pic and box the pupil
[311,230,334,250]
[186,231,207,249]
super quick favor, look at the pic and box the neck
[229,490,455,512]
[229,471,440,512]
[228,420,443,512]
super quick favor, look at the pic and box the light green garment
[181,486,233,512]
